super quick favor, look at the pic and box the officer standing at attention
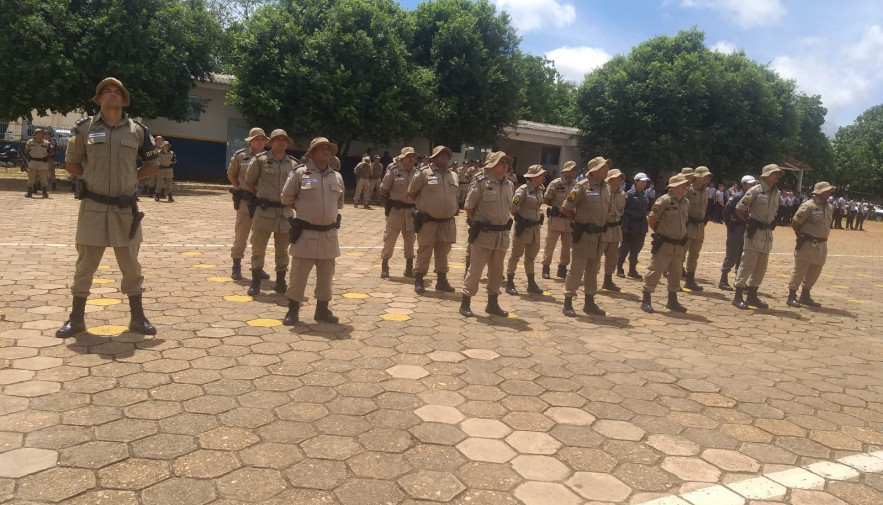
[379,147,420,279]
[370,154,384,205]
[640,174,690,313]
[280,137,344,324]
[786,181,834,308]
[460,152,516,317]
[145,135,163,197]
[617,172,651,279]
[407,145,459,294]
[25,128,51,198]
[505,164,547,295]
[353,155,373,208]
[154,141,177,202]
[226,127,270,281]
[244,129,297,297]
[56,77,160,338]
[683,165,711,291]
[601,168,625,292]
[560,156,611,317]
[718,175,756,291]
[541,160,578,279]
[732,164,783,309]
[456,161,470,209]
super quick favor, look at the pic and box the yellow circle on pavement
[248,319,282,327]
[207,277,234,283]
[181,251,202,256]
[89,325,129,336]
[224,295,253,302]
[86,299,121,306]
[192,264,216,269]
[381,313,411,321]
[343,292,370,299]
[92,278,114,284]
[346,252,364,257]
[98,265,110,270]
[832,285,850,289]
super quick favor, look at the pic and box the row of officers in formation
[54,77,837,338]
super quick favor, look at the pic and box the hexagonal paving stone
[335,478,405,505]
[347,451,413,479]
[172,449,241,478]
[647,434,700,456]
[416,404,466,424]
[141,478,216,505]
[58,441,129,469]
[301,434,363,460]
[132,433,197,460]
[660,456,722,482]
[216,468,287,501]
[358,428,414,453]
[284,459,348,490]
[565,471,633,502]
[399,470,466,501]
[461,418,512,439]
[505,431,562,455]
[99,458,170,490]
[701,448,760,472]
[197,426,259,450]
[514,481,582,505]
[463,349,500,360]
[511,454,572,481]
[456,438,517,463]
[0,447,57,477]
[385,364,429,379]
[16,466,96,502]
[544,406,596,425]
[593,419,646,441]
[239,442,304,469]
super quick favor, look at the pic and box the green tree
[515,53,575,126]
[788,93,833,186]
[832,105,883,194]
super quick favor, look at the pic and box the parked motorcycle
[0,144,27,171]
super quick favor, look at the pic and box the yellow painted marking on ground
[92,278,114,284]
[346,252,364,257]
[86,299,121,306]
[776,273,790,278]
[831,285,850,289]
[381,313,411,321]
[343,292,370,299]
[875,284,883,288]
[508,313,518,318]
[857,273,871,277]
[192,264,216,269]
[181,251,202,256]
[843,265,856,268]
[444,292,460,298]
[451,265,466,270]
[207,277,234,283]
[542,291,552,296]
[821,274,834,278]
[374,264,382,268]
[88,325,129,336]
[848,299,868,304]
[248,319,282,327]
[98,265,110,270]
[224,295,253,302]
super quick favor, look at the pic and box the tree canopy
[831,105,883,194]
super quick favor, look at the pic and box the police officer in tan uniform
[407,145,459,294]
[379,147,419,278]
[733,164,783,309]
[560,156,611,317]
[541,160,578,279]
[281,137,345,324]
[245,129,297,297]
[227,128,270,281]
[25,129,51,198]
[370,154,384,205]
[460,152,515,317]
[457,161,470,208]
[505,164,546,296]
[787,181,834,308]
[144,135,163,196]
[601,168,625,292]
[640,174,690,313]
[683,165,711,290]
[353,156,373,208]
[56,77,160,338]
[154,141,177,202]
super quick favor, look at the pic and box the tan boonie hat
[812,181,835,195]
[483,151,513,169]
[362,155,370,163]
[693,166,711,177]
[561,160,578,172]
[524,164,547,178]
[162,141,170,147]
[761,164,783,177]
[586,156,610,174]
[268,129,293,147]
[400,146,416,157]
[427,145,452,160]
[33,128,44,135]
[680,167,695,176]
[93,77,130,106]
[245,128,267,141]
[605,168,623,181]
[306,136,339,156]
[667,174,690,188]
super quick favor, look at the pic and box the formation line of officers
[54,77,838,338]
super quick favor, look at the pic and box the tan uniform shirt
[381,163,418,203]
[26,139,50,162]
[227,146,262,188]
[686,183,709,239]
[354,161,372,180]
[370,161,383,180]
[511,182,543,221]
[408,163,459,219]
[562,177,609,227]
[792,196,832,264]
[157,150,176,168]
[736,180,779,253]
[466,173,515,249]
[602,186,625,243]
[66,112,159,247]
[649,193,688,240]
[544,176,576,232]
[282,161,344,259]
[245,152,296,232]
[457,166,470,184]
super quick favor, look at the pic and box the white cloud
[772,55,872,123]
[680,0,786,29]
[545,46,613,83]
[711,40,737,54]
[492,0,577,33]
[845,25,883,72]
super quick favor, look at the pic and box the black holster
[795,233,825,251]
[570,222,600,244]
[546,206,562,218]
[414,212,427,233]
[384,197,393,216]
[247,197,258,219]
[514,214,544,237]
[288,215,342,244]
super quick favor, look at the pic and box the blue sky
[398,0,883,135]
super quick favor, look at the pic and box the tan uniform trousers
[542,228,571,267]
[250,230,289,272]
[564,257,601,297]
[147,174,157,189]
[685,237,704,272]
[642,243,685,294]
[231,204,253,259]
[371,179,382,203]
[72,244,143,297]
[464,244,506,296]
[507,229,541,276]
[155,168,173,193]
[789,259,823,291]
[415,221,452,275]
[27,161,49,186]
[734,249,769,288]
[603,241,619,275]
[286,258,335,303]
[458,184,468,205]
[354,179,372,205]
[381,210,416,260]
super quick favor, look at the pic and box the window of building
[185,96,202,121]
[540,146,560,165]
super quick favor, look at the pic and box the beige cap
[268,129,293,147]
[33,128,45,135]
[483,151,513,169]
[667,174,690,188]
[524,164,547,178]
[561,160,578,173]
[586,156,610,174]
[761,164,783,177]
[693,166,711,177]
[427,145,453,160]
[605,168,623,182]
[812,181,835,195]
[399,146,416,157]
[161,141,170,147]
[306,137,339,157]
[245,127,267,141]
[92,77,130,106]
[680,167,695,177]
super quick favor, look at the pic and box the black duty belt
[605,219,622,230]
[425,214,454,222]
[388,200,415,209]
[255,198,285,209]
[30,157,49,162]
[687,215,705,225]
[78,186,144,239]
[655,233,688,245]
[160,165,172,168]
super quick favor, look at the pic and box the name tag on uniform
[757,194,768,199]
[527,194,536,199]
[586,191,599,196]
[301,177,317,189]
[88,132,106,138]
[812,210,822,215]
[395,176,404,180]
[427,179,439,185]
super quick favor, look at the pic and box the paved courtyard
[1,177,882,505]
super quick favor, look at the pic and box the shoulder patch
[795,211,804,219]
[741,197,750,205]
[566,190,577,202]
[652,204,660,213]
[513,195,521,205]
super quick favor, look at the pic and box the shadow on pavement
[68,333,166,358]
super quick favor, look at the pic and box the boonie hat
[741,175,757,185]
[93,77,130,106]
[812,181,835,195]
[427,145,452,160]
[693,166,711,177]
[634,172,651,182]
[761,164,783,177]
[524,164,547,178]
[33,128,45,135]
[680,167,695,177]
[586,157,610,174]
[268,129,293,146]
[306,136,339,156]
[605,169,623,182]
[483,151,513,169]
[245,128,267,141]
[162,141,170,147]
[561,160,579,173]
[667,174,690,188]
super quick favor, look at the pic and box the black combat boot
[640,291,654,313]
[602,274,621,292]
[459,295,474,317]
[231,258,243,280]
[167,192,174,202]
[786,289,801,308]
[142,184,150,195]
[414,273,426,294]
[542,264,551,279]
[718,270,733,291]
[485,294,508,317]
[665,292,687,312]
[683,271,703,291]
[505,274,518,295]
[556,264,567,278]
[583,295,605,316]
[526,274,543,294]
[314,300,339,323]
[616,263,625,278]
[274,270,287,294]
[435,272,455,292]
[155,189,161,202]
[745,286,768,309]
[563,296,576,317]
[732,287,748,310]
[403,258,414,278]
[148,186,155,197]
[128,295,157,335]
[283,300,300,325]
[257,269,270,280]
[51,181,57,191]
[247,269,262,296]
[626,262,642,280]
[381,259,390,279]
[25,186,33,198]
[799,288,821,307]
[42,187,49,198]
[56,296,87,338]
